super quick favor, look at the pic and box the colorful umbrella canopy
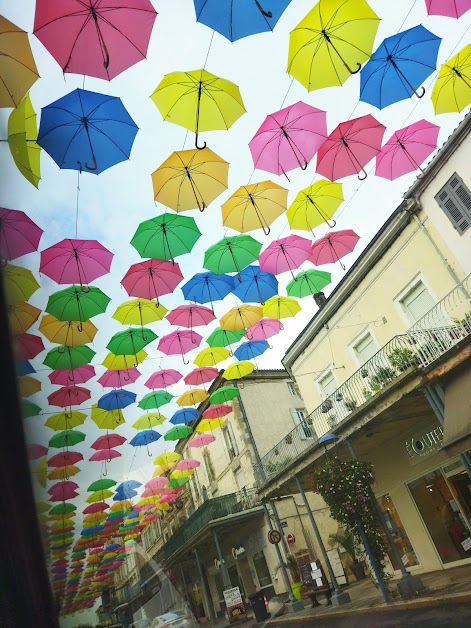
[106,328,158,356]
[45,411,87,432]
[97,389,136,411]
[138,390,174,410]
[48,386,91,408]
[288,0,380,91]
[97,367,141,388]
[39,316,98,346]
[223,361,255,380]
[112,298,168,326]
[163,425,193,441]
[166,305,215,339]
[263,296,301,320]
[360,26,442,109]
[88,479,117,491]
[375,120,440,180]
[188,433,216,448]
[45,286,111,323]
[49,430,86,449]
[3,263,40,304]
[131,214,202,263]
[132,413,167,429]
[145,369,182,389]
[287,181,344,233]
[206,327,246,349]
[48,451,83,467]
[28,443,48,460]
[90,449,121,462]
[194,346,230,367]
[259,235,312,278]
[249,102,327,177]
[102,350,147,370]
[8,301,41,335]
[234,340,270,362]
[49,365,96,386]
[158,330,202,365]
[155,452,180,466]
[33,0,157,80]
[21,398,41,418]
[246,317,283,341]
[431,44,471,114]
[15,333,45,360]
[121,259,183,304]
[40,239,114,287]
[222,181,288,235]
[18,375,42,397]
[0,207,43,261]
[196,418,225,432]
[152,147,229,212]
[37,89,139,174]
[425,0,471,18]
[170,408,201,425]
[204,235,262,277]
[151,68,246,149]
[176,388,209,406]
[43,345,96,371]
[48,464,81,480]
[90,404,125,430]
[310,229,360,270]
[220,305,263,331]
[287,269,332,298]
[0,15,39,107]
[193,0,292,41]
[184,367,219,387]
[209,385,240,404]
[7,93,41,188]
[91,434,126,450]
[129,430,161,448]
[182,272,234,310]
[232,265,278,304]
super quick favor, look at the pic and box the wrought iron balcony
[255,274,471,486]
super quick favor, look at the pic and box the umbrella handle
[80,284,91,293]
[415,86,425,99]
[199,202,206,213]
[254,0,273,17]
[195,133,207,150]
[301,161,308,170]
[326,219,336,228]
[84,152,98,172]
[357,167,368,181]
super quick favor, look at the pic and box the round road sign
[287,533,295,544]
[268,529,282,544]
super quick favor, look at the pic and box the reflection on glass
[378,493,418,570]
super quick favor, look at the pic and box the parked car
[150,609,198,628]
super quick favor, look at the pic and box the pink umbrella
[49,365,96,386]
[142,513,160,523]
[0,208,43,261]
[316,115,386,181]
[40,238,114,288]
[310,230,360,270]
[249,102,327,177]
[158,493,179,504]
[97,367,141,388]
[166,305,216,346]
[375,120,440,180]
[174,459,200,471]
[91,434,127,449]
[48,386,91,408]
[121,259,183,305]
[141,487,163,498]
[202,404,232,419]
[259,235,312,279]
[158,330,203,365]
[33,1,158,81]
[48,481,79,501]
[89,449,122,461]
[83,503,109,514]
[246,318,283,341]
[49,490,79,502]
[28,443,48,460]
[48,451,83,467]
[184,367,219,387]
[15,333,45,360]
[188,433,216,448]
[145,477,168,489]
[425,0,471,17]
[145,368,182,389]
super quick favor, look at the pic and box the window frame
[350,329,379,366]
[287,382,297,396]
[435,172,471,235]
[394,275,437,327]
[317,368,337,400]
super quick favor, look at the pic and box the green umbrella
[209,385,240,405]
[204,235,262,275]
[21,399,41,418]
[287,270,332,299]
[131,213,202,262]
[106,327,157,355]
[87,479,117,492]
[48,430,86,448]
[167,477,190,488]
[46,286,111,323]
[206,327,246,348]
[49,503,77,515]
[164,425,193,441]
[43,345,96,370]
[138,390,174,410]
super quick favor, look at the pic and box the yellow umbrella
[263,295,301,320]
[112,299,168,326]
[17,375,41,397]
[49,512,75,521]
[110,501,132,512]
[152,147,229,213]
[151,68,246,149]
[222,181,288,235]
[288,0,380,91]
[155,452,180,466]
[176,388,209,406]
[84,513,108,525]
[48,465,81,480]
[194,346,230,367]
[431,44,471,115]
[154,502,170,511]
[102,350,147,370]
[3,263,40,304]
[39,315,98,346]
[37,456,47,488]
[223,361,255,380]
[36,501,50,515]
[169,469,193,479]
[45,410,87,431]
[220,305,263,331]
[152,465,168,476]
[132,413,167,430]
[8,93,41,187]
[8,301,41,335]
[196,418,226,432]
[90,404,125,430]
[0,16,39,108]
[87,490,114,504]
[287,181,344,233]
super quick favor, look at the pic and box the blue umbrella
[129,430,161,447]
[37,88,139,174]
[115,480,142,498]
[193,0,292,42]
[182,271,234,311]
[360,26,442,109]
[16,360,35,375]
[232,265,278,304]
[97,389,136,411]
[234,340,269,361]
[113,490,138,501]
[170,407,201,425]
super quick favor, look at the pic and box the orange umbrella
[0,15,39,107]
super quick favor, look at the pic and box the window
[353,332,378,365]
[252,550,272,588]
[318,370,337,398]
[290,408,312,439]
[435,173,471,234]
[222,423,239,460]
[287,382,297,396]
[400,281,435,323]
[234,467,247,493]
[202,449,214,483]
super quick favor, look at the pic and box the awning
[114,602,129,612]
[442,369,471,455]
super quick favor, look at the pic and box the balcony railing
[255,275,471,486]
[161,489,261,562]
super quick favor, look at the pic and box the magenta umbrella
[15,333,45,360]
[40,239,114,288]
[145,369,182,389]
[49,365,96,386]
[425,0,471,17]
[246,318,283,341]
[249,101,327,178]
[47,386,91,408]
[184,367,219,387]
[188,433,216,448]
[259,235,312,279]
[97,367,141,388]
[121,259,183,306]
[91,434,126,449]
[158,493,179,504]
[166,305,215,343]
[158,330,203,365]
[145,477,168,489]
[48,481,79,501]
[310,230,360,270]
[33,1,157,81]
[316,115,386,181]
[174,459,200,471]
[375,120,440,180]
[28,444,48,460]
[48,451,83,467]
[202,404,232,419]
[0,208,43,261]
[89,449,121,461]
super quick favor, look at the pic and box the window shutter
[401,282,435,322]
[354,333,377,364]
[435,174,471,234]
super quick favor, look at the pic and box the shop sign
[223,586,245,620]
[461,537,471,551]
[405,425,443,465]
[231,546,246,559]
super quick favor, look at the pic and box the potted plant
[361,368,369,379]
[370,366,396,389]
[387,347,419,372]
[344,398,357,411]
[285,434,293,445]
[275,554,303,600]
[321,399,333,413]
[363,388,372,400]
[453,311,471,333]
[328,529,366,582]
[335,392,343,402]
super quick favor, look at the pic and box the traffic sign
[280,521,288,528]
[287,533,295,544]
[268,529,282,544]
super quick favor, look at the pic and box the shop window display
[378,494,419,570]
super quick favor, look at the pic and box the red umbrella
[184,367,219,387]
[121,259,183,305]
[97,367,141,388]
[28,443,48,460]
[310,229,360,270]
[83,503,109,515]
[0,207,43,261]
[33,1,158,81]
[48,386,91,408]
[202,404,232,419]
[48,481,79,497]
[40,239,114,288]
[91,434,126,450]
[158,330,203,365]
[145,369,182,389]
[49,490,79,502]
[48,451,83,467]
[89,449,121,461]
[259,235,312,279]
[49,365,96,386]
[316,114,386,181]
[15,333,45,359]
[166,305,215,342]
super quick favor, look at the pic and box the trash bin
[249,591,269,622]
